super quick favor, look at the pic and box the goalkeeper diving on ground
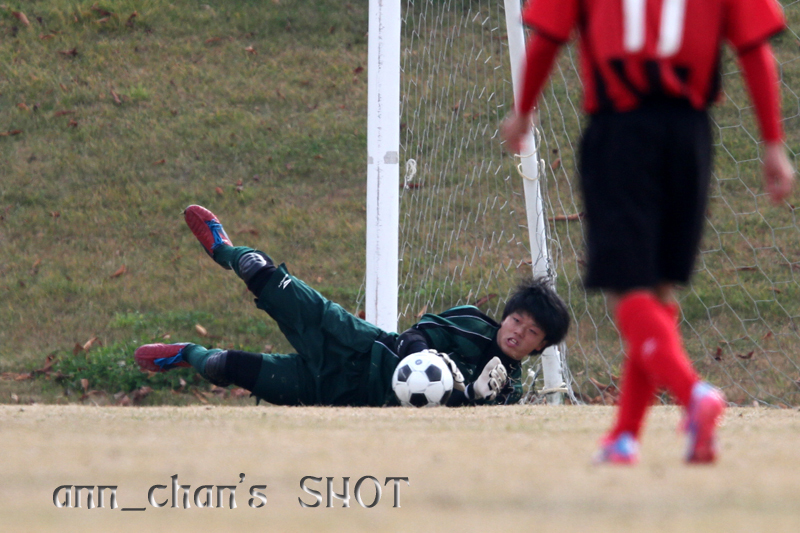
[134,205,570,407]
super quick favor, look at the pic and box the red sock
[616,292,699,408]
[610,348,656,439]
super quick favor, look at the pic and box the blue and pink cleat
[593,431,640,465]
[184,205,233,262]
[683,382,726,464]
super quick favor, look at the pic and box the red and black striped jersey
[521,0,786,113]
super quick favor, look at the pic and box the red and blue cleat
[684,382,726,464]
[184,205,232,260]
[593,431,640,465]
[135,343,192,372]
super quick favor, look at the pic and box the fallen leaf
[548,212,585,222]
[236,227,259,237]
[353,65,364,74]
[736,266,757,272]
[195,324,208,337]
[53,110,74,117]
[17,103,30,111]
[357,310,366,319]
[153,159,166,165]
[215,186,224,196]
[40,34,55,40]
[91,4,113,17]
[403,183,423,189]
[50,211,60,218]
[12,11,30,26]
[192,390,209,404]
[67,119,78,128]
[116,394,132,406]
[110,89,121,104]
[1,130,23,137]
[73,343,84,355]
[58,48,78,57]
[736,351,754,360]
[95,16,109,24]
[244,46,256,54]
[263,344,273,353]
[474,294,497,307]
[11,393,19,403]
[80,378,89,392]
[125,12,137,27]
[132,386,153,403]
[178,377,187,391]
[1,372,32,381]
[110,265,127,278]
[713,347,723,361]
[230,388,250,398]
[82,336,98,351]
[550,157,561,170]
[589,376,616,391]
[416,305,428,318]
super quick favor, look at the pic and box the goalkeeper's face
[497,311,548,361]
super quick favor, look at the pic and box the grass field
[3,404,800,532]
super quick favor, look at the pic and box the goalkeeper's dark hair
[502,276,570,353]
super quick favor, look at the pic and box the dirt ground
[2,404,799,533]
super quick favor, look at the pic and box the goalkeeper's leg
[184,204,277,295]
[135,343,316,405]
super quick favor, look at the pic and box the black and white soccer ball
[391,351,454,407]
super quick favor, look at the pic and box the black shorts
[579,101,712,292]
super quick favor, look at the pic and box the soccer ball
[391,351,454,407]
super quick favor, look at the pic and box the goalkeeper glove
[472,357,507,401]
[412,349,466,392]
[438,352,466,392]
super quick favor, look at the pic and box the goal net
[382,0,800,406]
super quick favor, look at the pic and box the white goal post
[365,0,401,334]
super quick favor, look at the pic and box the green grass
[0,0,371,401]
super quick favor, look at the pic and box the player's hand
[500,111,533,155]
[473,357,508,401]
[438,352,466,392]
[763,142,795,204]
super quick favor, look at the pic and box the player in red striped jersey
[502,0,794,464]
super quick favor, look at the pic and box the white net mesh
[385,0,800,405]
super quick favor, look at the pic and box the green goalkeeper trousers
[184,261,400,406]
